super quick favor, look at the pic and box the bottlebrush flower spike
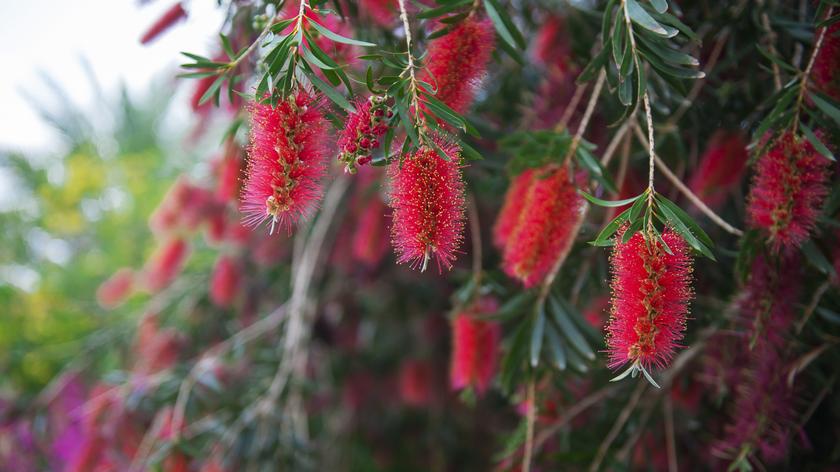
[498,165,583,288]
[388,141,466,272]
[143,237,190,293]
[337,96,391,173]
[242,91,328,233]
[419,16,495,113]
[210,255,242,308]
[739,254,801,349]
[398,359,435,406]
[747,132,831,252]
[140,2,187,45]
[359,0,398,26]
[713,343,797,467]
[351,193,390,267]
[812,22,840,101]
[450,297,501,394]
[493,169,535,249]
[689,131,749,209]
[606,228,693,374]
[96,268,135,309]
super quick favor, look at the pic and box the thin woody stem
[522,378,537,472]
[631,123,745,236]
[791,6,833,135]
[397,0,425,134]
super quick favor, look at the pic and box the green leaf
[577,147,617,193]
[198,75,226,107]
[530,303,546,368]
[548,296,595,360]
[579,190,642,207]
[637,32,699,66]
[649,0,668,13]
[626,0,677,37]
[656,198,715,260]
[395,98,419,146]
[639,49,705,79]
[810,91,840,127]
[801,123,835,161]
[305,70,354,111]
[417,0,471,19]
[800,240,836,276]
[270,18,296,33]
[544,324,568,370]
[484,0,526,49]
[306,18,377,47]
[655,195,714,248]
[492,292,535,321]
[577,44,612,85]
[591,207,632,246]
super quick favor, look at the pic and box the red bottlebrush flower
[143,237,190,293]
[450,297,501,394]
[96,268,135,309]
[812,22,840,101]
[241,92,328,233]
[210,255,241,308]
[215,148,243,202]
[739,254,802,349]
[419,16,495,113]
[359,0,398,26]
[747,132,831,252]
[134,314,183,375]
[388,142,466,271]
[532,15,573,74]
[150,177,216,234]
[606,228,693,371]
[499,165,583,288]
[689,131,749,209]
[398,359,435,406]
[351,193,390,267]
[140,2,187,44]
[336,96,391,173]
[493,168,535,249]
[713,343,797,466]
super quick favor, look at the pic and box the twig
[758,0,782,91]
[522,379,537,472]
[791,6,833,135]
[631,123,745,236]
[796,280,831,334]
[557,81,589,132]
[532,384,620,456]
[397,0,424,130]
[664,396,678,472]
[467,193,483,287]
[663,29,730,128]
[588,380,647,472]
[561,69,607,166]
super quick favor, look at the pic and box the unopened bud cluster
[337,95,391,174]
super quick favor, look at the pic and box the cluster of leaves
[583,189,715,260]
[580,0,703,122]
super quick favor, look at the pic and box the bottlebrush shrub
[139,2,187,45]
[419,16,495,113]
[336,96,391,173]
[450,297,501,394]
[388,141,466,272]
[812,22,840,100]
[689,131,749,209]
[747,132,831,252]
[606,228,693,372]
[241,91,328,233]
[495,165,583,288]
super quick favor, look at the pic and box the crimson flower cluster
[747,132,831,252]
[388,142,466,272]
[494,165,582,288]
[336,96,391,173]
[606,228,693,371]
[242,92,329,233]
[450,297,501,394]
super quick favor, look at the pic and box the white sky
[0,0,225,154]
